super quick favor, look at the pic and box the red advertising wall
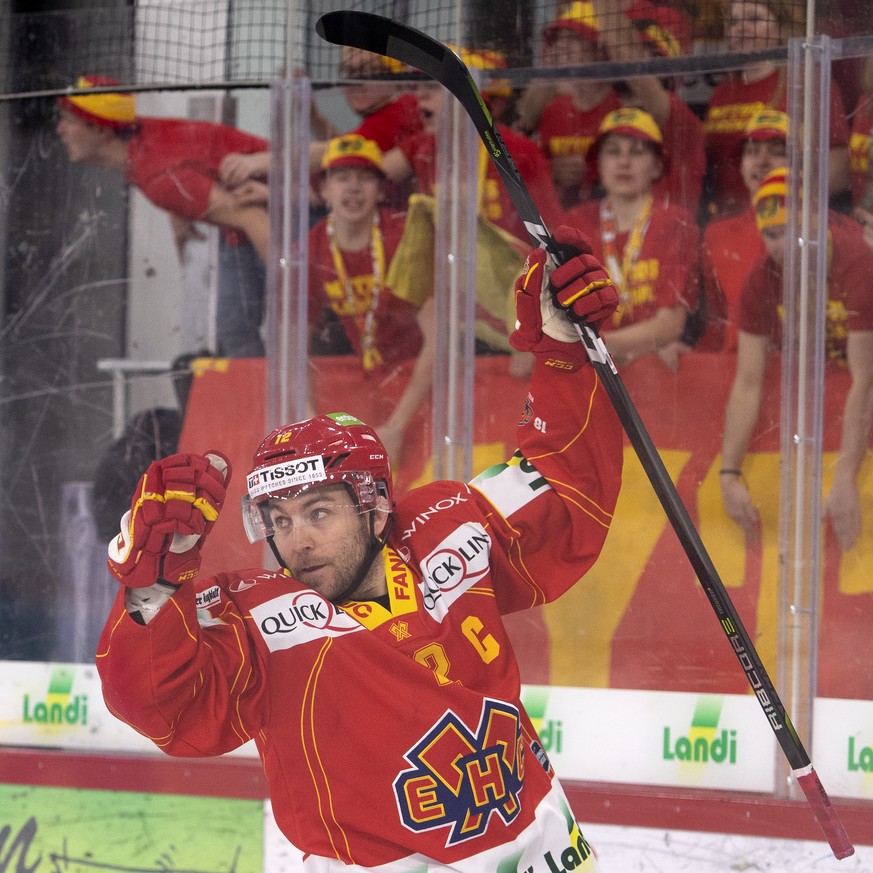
[179,352,873,701]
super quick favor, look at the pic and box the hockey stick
[316,12,854,860]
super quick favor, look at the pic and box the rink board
[0,660,870,801]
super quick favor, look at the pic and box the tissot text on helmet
[246,455,327,498]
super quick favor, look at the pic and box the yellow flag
[386,194,526,352]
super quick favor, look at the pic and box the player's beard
[288,514,378,604]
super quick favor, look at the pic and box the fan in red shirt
[703,0,850,217]
[699,108,788,351]
[382,48,564,243]
[721,167,873,551]
[315,48,424,209]
[308,135,431,458]
[563,107,700,369]
[522,0,704,214]
[55,75,271,357]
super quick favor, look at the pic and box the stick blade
[316,11,468,91]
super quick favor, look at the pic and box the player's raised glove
[510,225,617,353]
[108,452,231,588]
[547,226,617,326]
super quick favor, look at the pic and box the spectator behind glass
[528,2,620,209]
[381,48,563,245]
[563,107,700,369]
[699,108,788,352]
[592,0,705,216]
[720,168,873,551]
[310,48,423,210]
[850,56,873,218]
[517,1,702,214]
[56,75,270,358]
[307,134,431,460]
[703,0,850,218]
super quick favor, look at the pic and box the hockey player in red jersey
[97,226,622,872]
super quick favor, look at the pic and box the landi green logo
[22,667,88,726]
[663,696,736,765]
[522,687,563,754]
[848,736,873,772]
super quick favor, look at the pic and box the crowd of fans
[57,0,873,550]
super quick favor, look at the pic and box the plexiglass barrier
[0,13,871,863]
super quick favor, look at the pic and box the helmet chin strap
[267,510,395,605]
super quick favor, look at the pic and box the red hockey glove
[108,451,231,588]
[510,226,618,354]
[548,226,617,327]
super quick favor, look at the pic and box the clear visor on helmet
[241,469,381,544]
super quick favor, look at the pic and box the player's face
[740,138,787,193]
[761,225,786,263]
[725,2,781,51]
[597,134,663,199]
[268,484,379,603]
[320,166,383,223]
[55,109,106,163]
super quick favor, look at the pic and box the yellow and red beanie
[625,0,691,57]
[321,134,384,175]
[57,75,137,130]
[543,1,601,45]
[586,107,665,181]
[745,108,789,142]
[754,166,789,230]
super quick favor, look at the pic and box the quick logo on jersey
[401,490,469,541]
[394,699,524,847]
[420,523,491,620]
[246,455,326,499]
[251,590,362,652]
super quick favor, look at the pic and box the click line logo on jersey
[393,699,524,847]
[662,696,737,766]
[419,522,491,620]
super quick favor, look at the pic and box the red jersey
[738,217,873,360]
[563,198,700,329]
[850,93,873,209]
[704,70,849,216]
[308,208,422,373]
[538,90,623,206]
[126,117,268,221]
[658,91,706,215]
[699,206,764,352]
[354,93,422,209]
[96,350,622,871]
[354,93,423,151]
[398,125,563,241]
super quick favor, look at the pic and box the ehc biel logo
[393,699,524,846]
